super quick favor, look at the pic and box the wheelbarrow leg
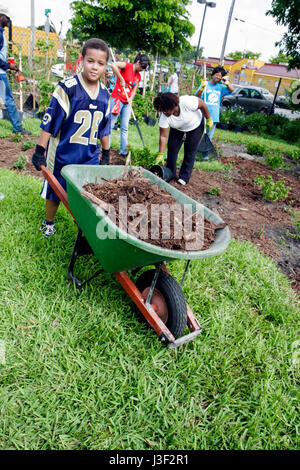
[68,228,104,288]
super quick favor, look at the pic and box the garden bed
[0,134,299,293]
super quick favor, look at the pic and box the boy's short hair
[82,38,110,61]
[211,66,227,77]
[153,92,179,112]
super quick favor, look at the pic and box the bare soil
[0,135,299,293]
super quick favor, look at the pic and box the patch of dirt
[0,135,299,293]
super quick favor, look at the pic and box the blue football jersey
[41,73,111,175]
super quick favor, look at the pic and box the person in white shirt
[168,71,178,94]
[153,92,213,185]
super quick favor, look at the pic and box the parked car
[222,85,273,114]
[275,95,290,109]
[257,87,275,102]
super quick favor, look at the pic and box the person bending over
[153,92,212,185]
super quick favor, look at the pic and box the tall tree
[227,50,261,60]
[70,0,195,56]
[266,0,300,70]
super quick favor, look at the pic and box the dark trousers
[166,118,204,183]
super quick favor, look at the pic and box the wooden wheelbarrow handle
[40,165,75,219]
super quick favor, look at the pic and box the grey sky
[7,0,289,62]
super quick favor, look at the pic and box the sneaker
[39,218,47,231]
[43,223,56,237]
[178,178,186,186]
[14,128,32,136]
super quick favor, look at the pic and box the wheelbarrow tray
[61,165,230,273]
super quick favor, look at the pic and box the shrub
[246,141,267,156]
[11,133,22,142]
[131,146,156,168]
[13,154,27,170]
[264,152,284,170]
[207,186,221,196]
[21,140,35,151]
[244,112,268,134]
[279,119,300,144]
[254,175,291,201]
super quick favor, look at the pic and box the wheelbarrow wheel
[136,269,187,339]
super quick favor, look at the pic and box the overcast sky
[7,0,288,62]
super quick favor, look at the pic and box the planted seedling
[254,175,291,202]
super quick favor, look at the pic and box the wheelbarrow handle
[40,165,74,219]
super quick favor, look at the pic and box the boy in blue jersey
[32,38,111,237]
[196,66,234,159]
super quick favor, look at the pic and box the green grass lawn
[0,169,299,450]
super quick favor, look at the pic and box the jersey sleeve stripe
[53,86,71,118]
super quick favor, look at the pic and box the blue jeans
[0,73,22,132]
[110,97,131,155]
[202,123,217,159]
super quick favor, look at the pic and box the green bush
[279,119,300,144]
[264,152,284,170]
[21,140,36,151]
[207,186,221,196]
[254,175,291,202]
[246,141,267,156]
[11,133,23,142]
[13,154,28,170]
[131,146,156,168]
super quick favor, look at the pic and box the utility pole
[220,0,236,66]
[30,0,35,70]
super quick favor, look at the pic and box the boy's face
[82,48,108,83]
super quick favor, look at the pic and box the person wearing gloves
[0,6,31,135]
[32,38,111,237]
[196,66,234,160]
[153,92,212,185]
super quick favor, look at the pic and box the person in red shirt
[110,52,150,155]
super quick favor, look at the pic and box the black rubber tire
[222,101,231,108]
[135,269,187,339]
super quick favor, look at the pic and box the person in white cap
[0,6,31,134]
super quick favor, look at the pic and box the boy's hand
[32,145,46,171]
[206,117,214,132]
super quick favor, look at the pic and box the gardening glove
[155,153,164,164]
[222,75,231,86]
[101,148,110,165]
[197,79,208,95]
[32,145,46,171]
[206,117,214,132]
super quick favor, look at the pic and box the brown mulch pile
[82,169,226,251]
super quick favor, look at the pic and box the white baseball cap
[0,6,11,18]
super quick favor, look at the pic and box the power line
[234,17,284,36]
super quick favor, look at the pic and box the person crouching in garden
[153,92,212,185]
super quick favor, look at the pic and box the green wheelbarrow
[41,164,231,349]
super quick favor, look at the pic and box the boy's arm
[32,130,51,171]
